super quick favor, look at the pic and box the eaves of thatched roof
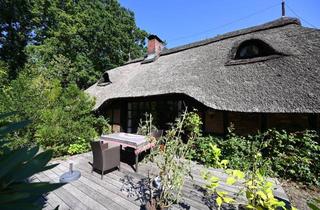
[86,17,320,113]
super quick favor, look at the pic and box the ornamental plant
[201,140,290,210]
[144,110,200,210]
[137,113,158,143]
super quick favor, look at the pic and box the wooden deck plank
[36,171,86,210]
[55,163,140,210]
[70,155,206,210]
[51,166,127,210]
[41,170,94,210]
[35,152,289,210]
[34,173,71,210]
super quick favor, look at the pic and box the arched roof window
[97,72,111,86]
[235,39,276,60]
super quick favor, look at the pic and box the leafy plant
[0,112,63,210]
[144,110,199,209]
[201,168,238,209]
[193,126,320,186]
[183,110,202,140]
[243,152,286,210]
[0,72,110,156]
[137,113,158,136]
[67,137,90,155]
[261,129,320,186]
[201,140,289,210]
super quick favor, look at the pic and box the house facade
[86,17,320,136]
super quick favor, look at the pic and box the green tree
[31,0,147,88]
[0,67,108,156]
[0,0,35,79]
[1,0,147,88]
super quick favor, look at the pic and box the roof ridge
[124,17,301,65]
[161,17,301,56]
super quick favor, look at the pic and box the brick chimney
[143,35,164,63]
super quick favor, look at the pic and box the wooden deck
[33,152,289,210]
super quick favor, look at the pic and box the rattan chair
[150,130,163,140]
[90,141,120,179]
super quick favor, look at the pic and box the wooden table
[100,133,154,172]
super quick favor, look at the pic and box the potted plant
[143,111,199,210]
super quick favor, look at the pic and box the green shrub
[261,129,320,186]
[68,137,90,155]
[192,128,320,186]
[0,70,110,156]
[183,110,202,137]
[192,130,251,169]
[191,136,224,167]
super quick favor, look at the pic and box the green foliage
[192,127,320,186]
[137,113,158,136]
[183,110,202,137]
[67,137,89,155]
[192,134,250,169]
[308,198,320,210]
[243,151,286,210]
[1,0,147,88]
[201,169,236,209]
[0,69,109,156]
[0,113,63,210]
[201,142,287,210]
[261,129,320,186]
[191,136,228,167]
[27,0,148,89]
[0,61,9,88]
[145,111,200,209]
[0,0,34,79]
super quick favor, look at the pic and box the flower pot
[159,144,165,152]
[144,199,169,210]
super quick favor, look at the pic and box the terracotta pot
[144,199,169,210]
[144,199,157,210]
[159,144,165,152]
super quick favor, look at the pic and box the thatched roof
[86,17,320,113]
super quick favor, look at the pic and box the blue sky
[119,0,320,48]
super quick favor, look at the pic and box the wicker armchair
[151,130,163,140]
[90,141,120,179]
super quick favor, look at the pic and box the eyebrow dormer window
[97,72,111,86]
[235,39,276,60]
